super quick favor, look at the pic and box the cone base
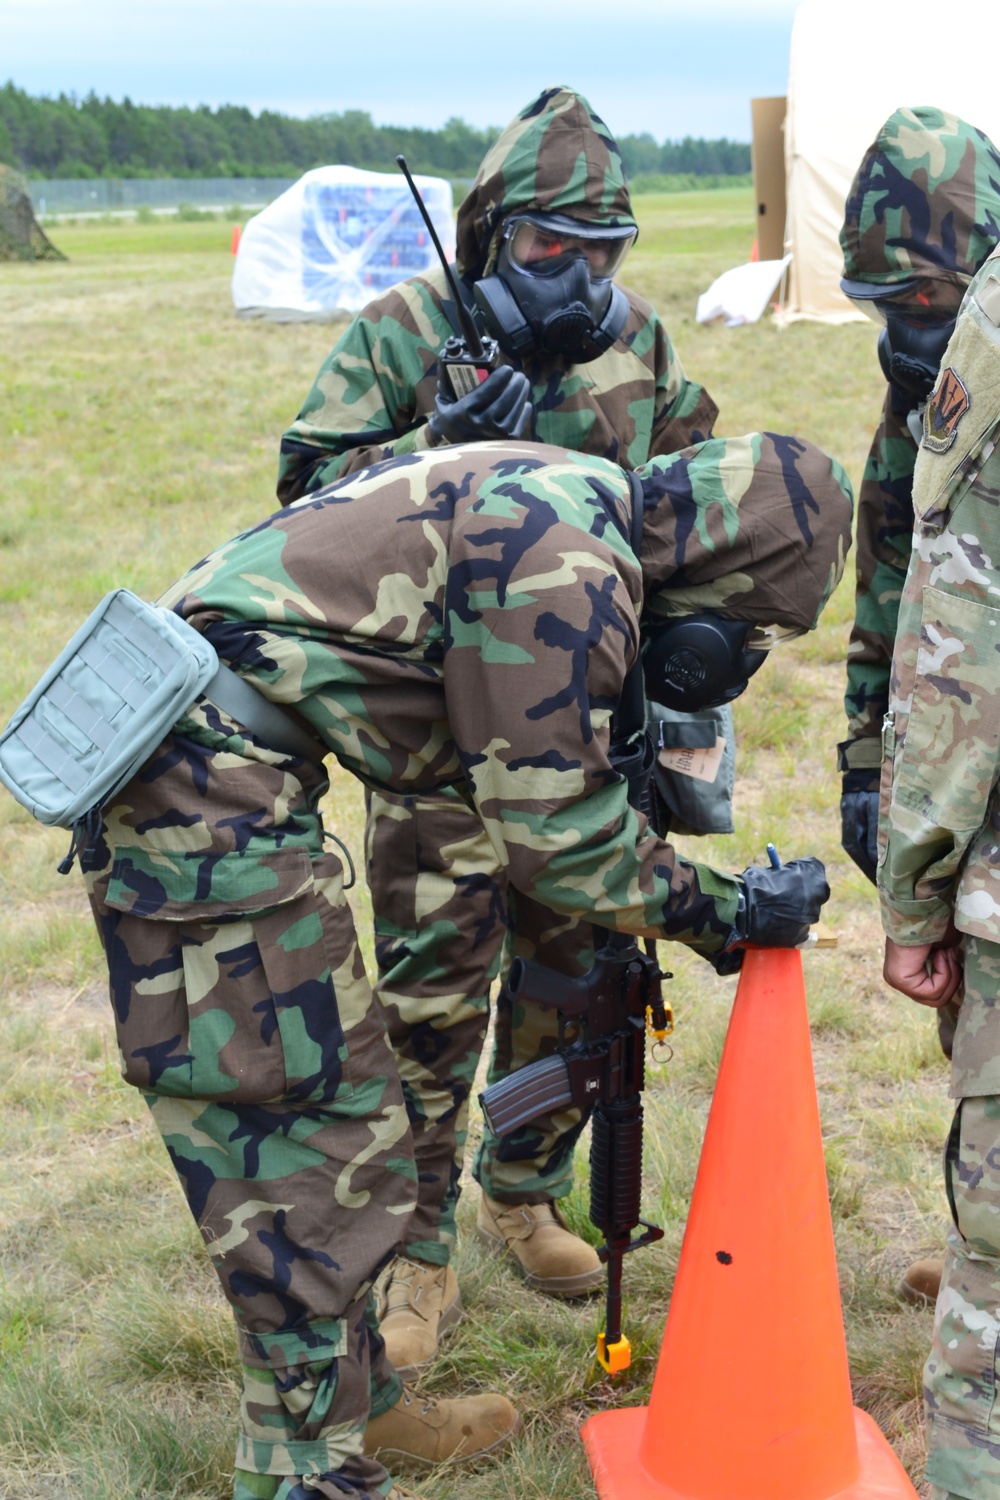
[581,1404,918,1500]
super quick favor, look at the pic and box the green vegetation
[631,171,753,194]
[0,192,947,1499]
[0,80,750,184]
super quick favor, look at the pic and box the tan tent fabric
[781,0,1000,323]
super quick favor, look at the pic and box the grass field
[0,192,949,1499]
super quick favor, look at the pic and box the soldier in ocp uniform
[82,434,849,1500]
[879,244,1000,1500]
[837,107,1000,1307]
[277,85,730,1393]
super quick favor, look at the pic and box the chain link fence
[27,177,297,217]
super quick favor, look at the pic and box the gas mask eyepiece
[474,212,636,363]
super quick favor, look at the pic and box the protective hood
[637,433,854,633]
[840,106,1000,291]
[455,85,637,279]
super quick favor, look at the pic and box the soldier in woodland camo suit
[838,107,1000,1312]
[880,244,1000,1500]
[278,86,726,1364]
[838,107,1000,874]
[84,433,849,1500]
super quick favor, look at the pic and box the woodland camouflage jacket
[96,436,851,957]
[277,87,716,499]
[840,107,1000,782]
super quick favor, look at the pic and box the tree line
[0,82,751,182]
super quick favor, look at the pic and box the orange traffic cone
[582,946,918,1500]
[231,223,242,255]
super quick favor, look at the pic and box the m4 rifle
[479,930,673,1373]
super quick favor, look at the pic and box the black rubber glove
[738,856,830,947]
[706,856,830,975]
[840,788,879,885]
[427,364,532,447]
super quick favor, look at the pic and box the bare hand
[883,936,963,1007]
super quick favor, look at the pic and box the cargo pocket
[101,845,353,1105]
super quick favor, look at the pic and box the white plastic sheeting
[696,257,791,327]
[231,165,454,321]
[782,0,1000,323]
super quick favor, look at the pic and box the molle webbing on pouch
[0,589,323,840]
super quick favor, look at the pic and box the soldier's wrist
[841,768,880,796]
[836,735,883,775]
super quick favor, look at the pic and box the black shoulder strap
[608,472,652,810]
[614,471,647,745]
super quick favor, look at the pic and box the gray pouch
[0,589,218,829]
[647,702,736,837]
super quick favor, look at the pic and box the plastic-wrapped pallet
[231,164,454,320]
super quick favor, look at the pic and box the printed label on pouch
[658,736,725,784]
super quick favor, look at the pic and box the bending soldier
[73,433,849,1500]
[278,84,729,1383]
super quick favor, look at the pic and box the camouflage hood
[840,106,1000,290]
[638,433,853,632]
[455,85,636,278]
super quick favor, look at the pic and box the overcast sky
[3,0,801,140]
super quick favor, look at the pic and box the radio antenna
[396,154,485,357]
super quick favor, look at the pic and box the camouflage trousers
[925,939,1000,1499]
[367,788,597,1262]
[88,847,416,1499]
[927,1093,1000,1499]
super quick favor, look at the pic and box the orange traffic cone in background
[231,223,241,255]
[582,947,918,1500]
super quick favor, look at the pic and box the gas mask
[474,212,636,363]
[876,307,958,404]
[840,275,959,408]
[643,614,802,714]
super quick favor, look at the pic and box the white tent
[232,165,454,321]
[780,0,1000,323]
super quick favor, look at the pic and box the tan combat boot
[375,1256,463,1380]
[476,1192,604,1296]
[900,1256,945,1306]
[366,1385,519,1471]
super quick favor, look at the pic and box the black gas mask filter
[642,614,768,714]
[474,212,634,363]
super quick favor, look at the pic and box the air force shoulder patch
[922,368,970,454]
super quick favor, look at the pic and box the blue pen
[766,843,781,869]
